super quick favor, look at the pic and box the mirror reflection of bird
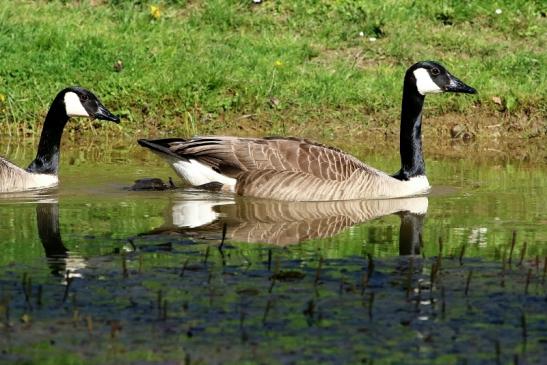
[141,192,428,248]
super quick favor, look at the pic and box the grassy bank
[0,0,545,142]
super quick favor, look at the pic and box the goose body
[139,136,430,200]
[139,61,475,201]
[0,87,119,193]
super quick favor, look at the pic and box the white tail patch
[413,68,442,95]
[64,92,89,117]
[168,158,236,192]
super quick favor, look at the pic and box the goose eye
[80,94,88,102]
[431,68,440,76]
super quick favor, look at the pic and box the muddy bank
[219,110,545,161]
[3,109,545,166]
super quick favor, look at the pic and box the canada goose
[140,192,427,246]
[0,87,119,193]
[138,61,476,201]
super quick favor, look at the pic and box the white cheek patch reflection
[413,68,442,95]
[64,92,89,117]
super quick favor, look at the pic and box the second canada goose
[138,61,476,201]
[0,87,119,193]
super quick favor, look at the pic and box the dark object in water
[195,181,224,192]
[271,270,306,281]
[131,178,174,191]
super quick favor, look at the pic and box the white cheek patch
[64,92,89,117]
[413,68,442,95]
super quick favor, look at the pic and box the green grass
[0,0,545,139]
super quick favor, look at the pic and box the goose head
[407,61,476,96]
[62,86,120,123]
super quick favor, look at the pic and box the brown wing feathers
[139,136,385,200]
[150,136,373,181]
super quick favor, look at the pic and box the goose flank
[0,87,120,193]
[138,61,476,201]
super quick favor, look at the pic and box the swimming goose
[0,87,119,193]
[138,61,476,201]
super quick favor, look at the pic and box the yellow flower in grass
[0,93,5,102]
[274,60,283,68]
[150,5,161,20]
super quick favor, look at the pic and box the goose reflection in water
[33,194,427,279]
[145,192,428,254]
[36,201,85,278]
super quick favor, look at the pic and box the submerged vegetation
[2,233,546,364]
[0,0,545,141]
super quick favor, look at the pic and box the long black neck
[392,78,426,180]
[27,96,68,175]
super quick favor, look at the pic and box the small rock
[450,124,466,138]
[113,59,123,72]
[268,97,280,109]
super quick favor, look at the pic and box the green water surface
[0,139,545,364]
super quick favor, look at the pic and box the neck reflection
[36,201,85,277]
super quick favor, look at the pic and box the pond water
[0,139,545,364]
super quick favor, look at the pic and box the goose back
[161,136,375,179]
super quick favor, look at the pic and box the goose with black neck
[393,61,476,182]
[138,61,476,201]
[0,87,120,193]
